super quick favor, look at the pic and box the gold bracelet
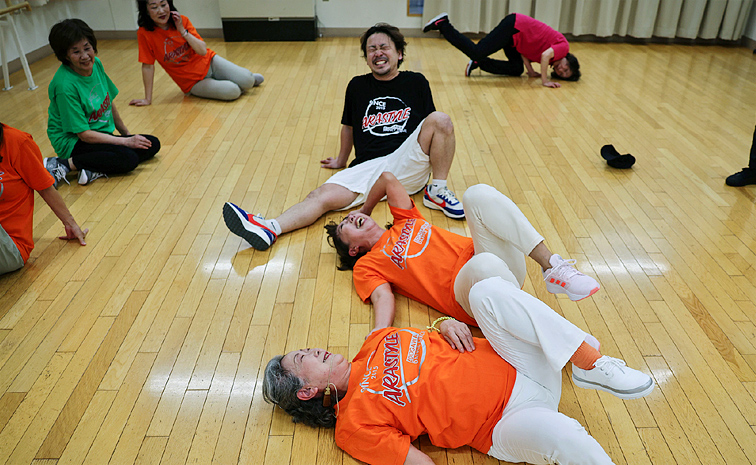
[427,316,455,333]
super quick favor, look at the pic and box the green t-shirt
[47,57,119,159]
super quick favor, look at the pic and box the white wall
[315,0,421,30]
[2,0,221,64]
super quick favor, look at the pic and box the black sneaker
[423,13,448,33]
[465,60,479,77]
[726,168,756,187]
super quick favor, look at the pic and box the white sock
[269,219,282,235]
[429,180,447,194]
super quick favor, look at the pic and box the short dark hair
[324,221,365,270]
[49,19,97,66]
[0,123,5,156]
[360,23,406,67]
[552,53,580,81]
[137,0,179,31]
[262,355,337,428]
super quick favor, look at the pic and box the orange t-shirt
[335,327,516,465]
[137,16,216,93]
[0,125,55,262]
[352,202,477,325]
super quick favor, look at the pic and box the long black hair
[137,0,179,31]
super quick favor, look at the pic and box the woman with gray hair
[264,279,653,465]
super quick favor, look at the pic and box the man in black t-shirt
[223,23,464,251]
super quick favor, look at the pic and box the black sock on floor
[601,144,636,169]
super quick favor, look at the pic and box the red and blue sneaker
[223,202,278,251]
[423,13,449,33]
[422,185,464,219]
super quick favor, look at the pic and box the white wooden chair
[0,1,38,91]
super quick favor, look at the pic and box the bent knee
[425,111,454,135]
[305,184,356,211]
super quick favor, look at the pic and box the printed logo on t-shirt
[362,97,411,137]
[359,329,426,407]
[381,219,432,270]
[88,88,112,124]
[163,37,192,65]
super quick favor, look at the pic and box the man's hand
[320,157,346,169]
[542,81,561,88]
[527,70,541,78]
[439,319,475,353]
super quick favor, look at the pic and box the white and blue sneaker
[423,185,464,219]
[44,157,70,189]
[572,356,654,400]
[223,202,278,251]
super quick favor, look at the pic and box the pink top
[512,14,569,64]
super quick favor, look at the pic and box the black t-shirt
[341,71,435,167]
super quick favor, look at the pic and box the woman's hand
[124,135,152,149]
[129,98,151,107]
[439,319,475,353]
[171,11,184,33]
[527,70,541,78]
[59,224,88,246]
[542,81,561,88]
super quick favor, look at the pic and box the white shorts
[324,119,431,210]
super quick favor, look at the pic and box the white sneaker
[223,202,278,251]
[78,169,107,185]
[572,356,654,400]
[423,185,464,219]
[543,254,600,301]
[253,73,264,86]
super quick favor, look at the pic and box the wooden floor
[0,36,755,465]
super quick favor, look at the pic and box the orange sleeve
[137,28,155,65]
[16,134,54,191]
[337,425,411,465]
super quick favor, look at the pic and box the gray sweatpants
[189,55,256,101]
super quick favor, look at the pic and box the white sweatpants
[451,186,613,463]
[469,278,613,464]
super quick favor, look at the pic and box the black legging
[438,14,524,76]
[69,134,160,174]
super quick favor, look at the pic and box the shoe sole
[465,60,475,77]
[422,196,465,219]
[423,12,448,32]
[223,203,273,251]
[572,373,655,400]
[547,284,600,301]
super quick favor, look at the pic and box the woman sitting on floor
[45,19,160,187]
[0,123,87,275]
[130,0,264,104]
